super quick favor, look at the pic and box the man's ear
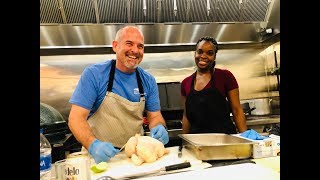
[112,40,117,53]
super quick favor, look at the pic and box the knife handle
[164,162,191,171]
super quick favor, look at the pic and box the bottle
[40,128,52,180]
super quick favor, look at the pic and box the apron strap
[107,59,116,92]
[190,72,196,92]
[135,70,145,97]
[190,69,216,92]
[107,59,144,97]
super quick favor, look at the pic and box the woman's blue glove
[88,139,119,163]
[150,124,169,145]
[240,129,269,140]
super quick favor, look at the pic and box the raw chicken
[125,134,170,165]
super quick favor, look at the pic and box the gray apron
[87,60,145,148]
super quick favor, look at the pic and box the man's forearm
[68,117,96,150]
[147,111,166,129]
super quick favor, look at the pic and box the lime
[91,162,108,173]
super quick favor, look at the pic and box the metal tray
[178,133,255,160]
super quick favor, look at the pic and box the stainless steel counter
[150,115,280,142]
[245,115,280,133]
[163,115,280,135]
[246,117,280,126]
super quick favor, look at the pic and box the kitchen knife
[163,161,191,171]
[98,162,192,180]
[178,145,183,158]
[210,159,256,167]
[125,162,191,179]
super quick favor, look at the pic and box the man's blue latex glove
[150,124,169,145]
[88,139,119,163]
[240,129,269,140]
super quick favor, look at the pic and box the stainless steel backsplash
[40,42,280,120]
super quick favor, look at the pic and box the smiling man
[68,26,169,164]
[181,36,248,134]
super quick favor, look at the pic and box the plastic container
[40,128,52,180]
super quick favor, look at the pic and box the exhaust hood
[40,0,280,55]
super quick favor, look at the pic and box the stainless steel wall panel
[158,83,169,110]
[40,23,261,48]
[166,82,183,110]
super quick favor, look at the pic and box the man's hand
[88,139,119,163]
[150,124,169,145]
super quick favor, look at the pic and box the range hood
[40,0,280,55]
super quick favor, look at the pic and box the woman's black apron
[185,72,237,134]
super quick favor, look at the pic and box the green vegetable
[91,162,108,173]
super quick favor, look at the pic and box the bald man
[68,26,169,163]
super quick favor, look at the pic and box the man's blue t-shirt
[69,60,160,118]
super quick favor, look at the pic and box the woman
[181,36,248,134]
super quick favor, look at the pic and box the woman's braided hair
[195,36,219,54]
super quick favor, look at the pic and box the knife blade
[211,159,256,167]
[119,143,126,152]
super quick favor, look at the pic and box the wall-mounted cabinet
[158,82,183,111]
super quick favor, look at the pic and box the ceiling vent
[40,0,272,24]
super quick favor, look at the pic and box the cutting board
[91,146,210,180]
[137,163,280,180]
[253,156,280,173]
